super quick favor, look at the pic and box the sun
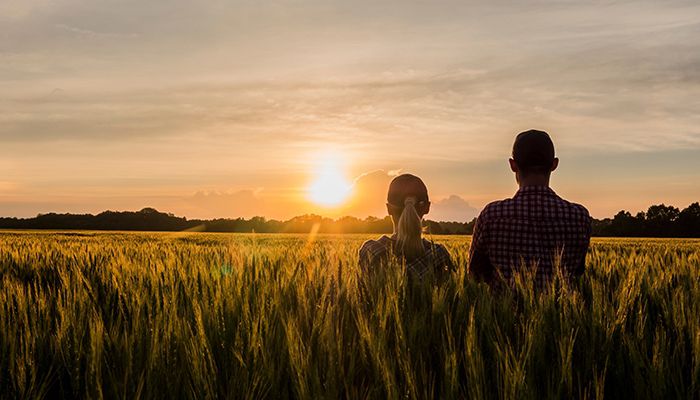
[307,157,353,207]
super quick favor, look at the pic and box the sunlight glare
[308,156,352,207]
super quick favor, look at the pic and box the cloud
[430,195,479,222]
[343,170,395,218]
[2,0,699,155]
[3,64,698,156]
[54,23,139,39]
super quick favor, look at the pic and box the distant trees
[592,203,700,237]
[1,203,699,237]
[0,208,474,235]
[0,208,191,231]
[425,220,475,235]
[677,203,700,236]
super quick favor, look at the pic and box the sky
[2,0,700,221]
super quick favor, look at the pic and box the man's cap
[512,129,555,168]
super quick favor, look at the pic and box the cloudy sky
[2,0,699,221]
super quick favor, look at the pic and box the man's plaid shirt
[359,235,454,279]
[469,186,591,288]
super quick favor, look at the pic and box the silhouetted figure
[359,174,454,280]
[468,130,591,289]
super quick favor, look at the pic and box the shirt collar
[514,185,556,197]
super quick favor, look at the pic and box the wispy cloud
[54,23,138,39]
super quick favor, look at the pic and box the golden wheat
[0,232,698,399]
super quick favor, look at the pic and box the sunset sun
[307,157,353,207]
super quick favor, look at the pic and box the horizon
[3,199,698,224]
[3,0,700,221]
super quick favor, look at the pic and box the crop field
[0,231,699,399]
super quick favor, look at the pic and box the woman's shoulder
[359,235,393,256]
[422,239,454,266]
[421,238,448,251]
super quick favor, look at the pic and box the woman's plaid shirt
[359,235,454,279]
[469,186,591,288]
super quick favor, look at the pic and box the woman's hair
[387,174,429,261]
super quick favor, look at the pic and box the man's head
[509,129,559,185]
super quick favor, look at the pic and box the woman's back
[359,234,454,279]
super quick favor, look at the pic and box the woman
[359,174,455,279]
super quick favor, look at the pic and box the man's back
[469,186,591,288]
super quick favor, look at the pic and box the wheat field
[0,231,699,399]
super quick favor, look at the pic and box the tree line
[591,203,700,237]
[0,203,698,237]
[0,208,474,235]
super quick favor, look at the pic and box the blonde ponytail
[395,197,425,260]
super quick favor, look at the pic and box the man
[468,130,591,289]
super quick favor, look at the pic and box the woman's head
[386,174,430,260]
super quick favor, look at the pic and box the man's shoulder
[570,202,591,218]
[554,196,591,220]
[478,198,515,220]
[477,191,591,221]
